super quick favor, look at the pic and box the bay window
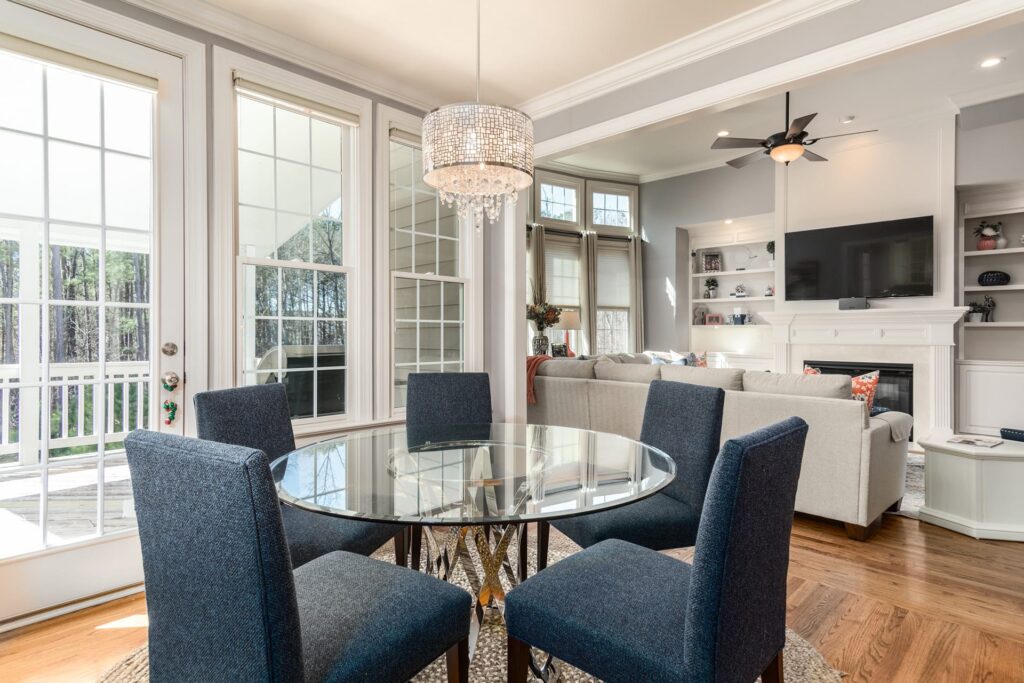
[587,181,637,233]
[595,241,632,354]
[534,170,584,229]
[544,236,582,351]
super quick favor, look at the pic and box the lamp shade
[553,310,582,331]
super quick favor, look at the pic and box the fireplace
[805,360,914,436]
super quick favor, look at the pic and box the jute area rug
[101,530,842,682]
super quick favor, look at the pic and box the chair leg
[446,636,469,683]
[411,525,422,571]
[761,650,783,683]
[537,520,549,571]
[507,635,530,683]
[518,523,529,581]
[844,514,883,541]
[394,527,407,567]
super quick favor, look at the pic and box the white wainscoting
[957,360,1024,436]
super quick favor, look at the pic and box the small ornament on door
[162,400,178,426]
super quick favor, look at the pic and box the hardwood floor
[1,514,1022,682]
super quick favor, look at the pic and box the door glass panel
[0,55,156,559]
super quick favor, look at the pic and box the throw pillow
[803,366,821,375]
[852,371,880,411]
[686,352,708,368]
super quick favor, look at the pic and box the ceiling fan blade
[802,149,827,162]
[805,129,878,144]
[711,136,766,150]
[726,149,768,168]
[786,113,817,139]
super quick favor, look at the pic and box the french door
[0,2,189,624]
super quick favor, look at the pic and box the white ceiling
[552,18,1024,181]
[197,0,767,105]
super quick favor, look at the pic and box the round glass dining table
[271,422,675,609]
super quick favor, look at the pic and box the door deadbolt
[161,342,178,356]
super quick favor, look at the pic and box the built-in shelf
[964,285,1024,292]
[694,237,771,251]
[695,324,766,328]
[692,267,774,278]
[964,247,1024,257]
[964,322,1024,328]
[696,296,775,303]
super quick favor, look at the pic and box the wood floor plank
[1,515,1023,683]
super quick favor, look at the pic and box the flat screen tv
[785,216,934,301]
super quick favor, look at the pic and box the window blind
[0,33,158,91]
[234,75,360,126]
[544,238,581,307]
[597,243,630,308]
[389,127,422,149]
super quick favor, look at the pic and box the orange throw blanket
[526,355,552,405]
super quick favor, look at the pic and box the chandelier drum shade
[422,102,534,223]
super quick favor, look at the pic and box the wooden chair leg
[411,525,422,571]
[537,520,549,572]
[761,650,783,683]
[446,636,469,683]
[518,523,529,581]
[394,527,407,567]
[844,514,882,541]
[507,635,530,683]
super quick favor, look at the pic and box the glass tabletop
[271,423,675,526]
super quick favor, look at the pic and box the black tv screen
[785,216,934,301]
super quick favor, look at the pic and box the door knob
[162,371,180,391]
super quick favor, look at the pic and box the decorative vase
[977,236,998,250]
[978,270,1011,287]
[967,312,984,323]
[704,287,717,299]
[532,334,549,356]
[996,235,1008,249]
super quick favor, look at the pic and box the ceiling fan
[711,92,876,168]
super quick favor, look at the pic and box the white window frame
[586,180,638,235]
[533,169,584,230]
[212,47,373,435]
[375,106,482,419]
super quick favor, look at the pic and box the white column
[929,344,956,439]
[483,194,527,422]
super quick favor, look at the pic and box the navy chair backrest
[682,417,808,682]
[640,380,725,508]
[193,383,295,459]
[406,372,492,428]
[124,430,303,682]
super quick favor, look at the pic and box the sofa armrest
[857,419,910,526]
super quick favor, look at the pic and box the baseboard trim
[918,507,1024,542]
[0,583,144,634]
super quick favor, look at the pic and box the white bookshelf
[684,214,776,359]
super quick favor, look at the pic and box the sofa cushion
[593,352,652,364]
[594,362,660,384]
[660,365,744,391]
[742,371,852,399]
[536,359,599,379]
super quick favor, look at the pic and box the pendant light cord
[475,0,481,103]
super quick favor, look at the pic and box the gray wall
[957,118,1024,187]
[639,163,774,350]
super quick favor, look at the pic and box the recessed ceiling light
[980,57,1004,68]
[724,219,734,224]
[717,130,731,137]
[841,115,855,125]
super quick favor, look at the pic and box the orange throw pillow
[803,366,821,375]
[851,370,880,411]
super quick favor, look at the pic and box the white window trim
[533,169,585,230]
[375,105,483,420]
[212,47,374,434]
[586,179,638,235]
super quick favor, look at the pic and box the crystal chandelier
[422,0,534,224]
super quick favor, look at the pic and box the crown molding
[948,78,1024,111]
[537,161,639,185]
[535,0,1024,161]
[639,161,724,185]
[119,0,439,112]
[517,0,857,120]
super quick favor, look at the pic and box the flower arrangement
[526,301,561,332]
[974,220,1004,250]
[766,240,775,257]
[704,277,719,289]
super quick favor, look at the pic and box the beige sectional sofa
[528,358,914,540]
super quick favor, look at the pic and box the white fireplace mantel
[762,307,967,440]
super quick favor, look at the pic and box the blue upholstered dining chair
[125,430,471,683]
[404,372,493,569]
[193,383,404,568]
[549,380,726,553]
[505,417,809,683]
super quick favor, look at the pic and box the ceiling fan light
[770,143,805,164]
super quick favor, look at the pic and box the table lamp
[552,310,582,356]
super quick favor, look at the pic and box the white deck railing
[0,361,150,462]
